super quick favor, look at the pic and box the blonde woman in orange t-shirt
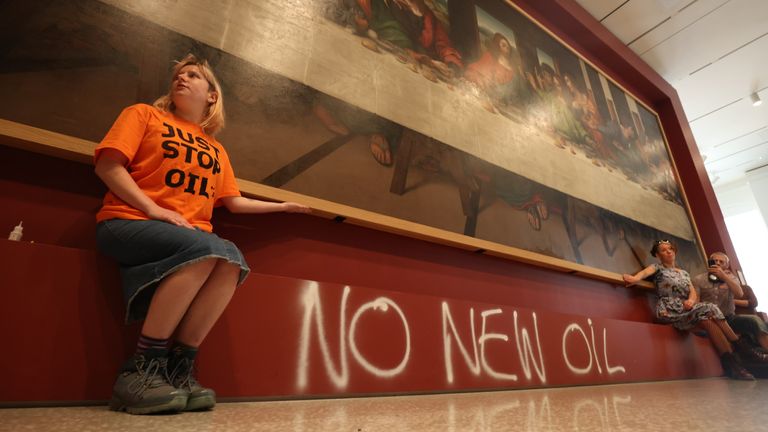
[94,54,309,415]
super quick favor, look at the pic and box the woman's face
[172,65,215,110]
[656,243,676,264]
[498,38,510,55]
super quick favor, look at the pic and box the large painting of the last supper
[0,0,707,277]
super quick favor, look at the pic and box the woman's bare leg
[140,258,218,339]
[714,319,739,341]
[698,319,732,354]
[174,260,241,347]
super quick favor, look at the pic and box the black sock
[136,334,169,356]
[171,341,199,361]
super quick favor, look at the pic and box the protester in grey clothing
[692,252,768,359]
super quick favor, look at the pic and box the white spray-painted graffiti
[562,319,627,376]
[296,283,626,390]
[442,304,547,384]
[297,283,412,390]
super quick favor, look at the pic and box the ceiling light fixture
[751,92,763,107]
[708,171,720,185]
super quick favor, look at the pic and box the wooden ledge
[0,118,654,290]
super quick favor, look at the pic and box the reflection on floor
[2,378,767,431]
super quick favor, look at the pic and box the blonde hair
[153,54,225,135]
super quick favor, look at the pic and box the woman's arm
[689,282,698,302]
[683,282,698,310]
[221,196,310,214]
[94,149,194,228]
[622,265,656,286]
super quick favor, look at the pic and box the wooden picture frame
[0,0,706,283]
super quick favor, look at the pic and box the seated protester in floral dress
[692,252,768,359]
[623,240,755,380]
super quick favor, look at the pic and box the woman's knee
[178,257,219,277]
[212,259,242,278]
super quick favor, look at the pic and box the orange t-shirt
[95,104,241,232]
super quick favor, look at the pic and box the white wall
[714,179,761,218]
[714,177,768,308]
[746,164,768,228]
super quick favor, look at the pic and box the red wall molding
[0,239,719,403]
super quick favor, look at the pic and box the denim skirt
[96,219,250,323]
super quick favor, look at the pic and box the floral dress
[652,264,724,330]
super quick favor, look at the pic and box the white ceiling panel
[628,0,728,55]
[638,0,768,83]
[706,133,768,165]
[601,0,691,44]
[689,99,768,150]
[703,125,768,180]
[673,34,768,120]
[708,147,768,185]
[707,151,768,183]
[573,0,628,21]
[712,124,768,155]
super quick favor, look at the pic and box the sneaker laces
[126,357,171,394]
[169,357,199,391]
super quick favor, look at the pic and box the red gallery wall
[0,0,732,404]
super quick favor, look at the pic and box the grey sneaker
[168,356,216,411]
[109,354,189,414]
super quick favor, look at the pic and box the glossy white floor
[2,379,766,431]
